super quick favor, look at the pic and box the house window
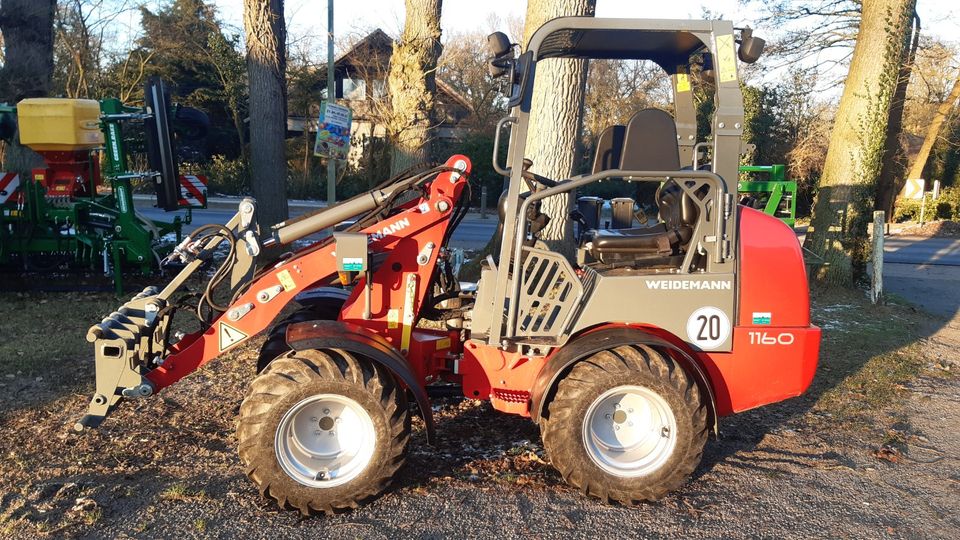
[372,80,386,100]
[343,78,366,100]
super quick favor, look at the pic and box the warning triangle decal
[219,322,248,351]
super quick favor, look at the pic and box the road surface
[883,235,960,265]
[878,235,960,318]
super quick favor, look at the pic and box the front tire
[237,349,410,515]
[540,345,708,504]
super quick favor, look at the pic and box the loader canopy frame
[487,18,747,347]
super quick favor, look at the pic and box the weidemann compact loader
[78,17,821,514]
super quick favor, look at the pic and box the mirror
[738,29,765,64]
[486,32,511,58]
[488,58,508,78]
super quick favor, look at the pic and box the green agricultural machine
[737,164,797,227]
[0,78,208,294]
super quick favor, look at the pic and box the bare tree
[0,0,56,174]
[439,30,507,131]
[803,0,917,286]
[521,0,596,254]
[905,75,960,183]
[243,0,288,228]
[753,0,862,87]
[386,0,442,174]
[583,59,671,143]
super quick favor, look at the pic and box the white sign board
[901,178,925,200]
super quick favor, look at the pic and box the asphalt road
[878,235,960,318]
[883,235,960,265]
[134,200,499,250]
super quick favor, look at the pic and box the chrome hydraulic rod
[264,171,436,246]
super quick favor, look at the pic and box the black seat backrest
[619,108,681,172]
[655,181,699,229]
[591,125,625,174]
[617,108,697,230]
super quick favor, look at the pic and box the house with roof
[287,28,475,165]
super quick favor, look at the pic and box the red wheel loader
[78,17,820,514]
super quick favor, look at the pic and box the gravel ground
[0,293,958,539]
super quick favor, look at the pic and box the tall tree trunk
[875,12,918,219]
[521,0,596,255]
[905,75,960,183]
[387,0,442,175]
[803,0,917,287]
[0,0,55,174]
[243,0,288,229]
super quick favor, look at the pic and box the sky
[204,0,960,48]
[114,0,960,92]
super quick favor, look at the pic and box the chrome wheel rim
[275,394,376,488]
[582,385,678,477]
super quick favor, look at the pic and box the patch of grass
[810,287,941,428]
[815,345,925,424]
[159,483,208,502]
[82,507,103,526]
[0,291,118,375]
[194,518,207,532]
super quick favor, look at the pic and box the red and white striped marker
[178,174,207,208]
[0,172,20,204]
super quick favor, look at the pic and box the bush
[201,155,250,196]
[893,198,921,222]
[893,186,960,222]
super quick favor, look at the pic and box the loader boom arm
[77,156,471,430]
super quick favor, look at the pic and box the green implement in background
[0,82,207,295]
[738,164,797,227]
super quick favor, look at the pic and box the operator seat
[581,108,699,263]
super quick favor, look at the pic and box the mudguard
[529,326,719,434]
[285,320,436,444]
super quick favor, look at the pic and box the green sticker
[752,312,771,325]
[341,257,364,272]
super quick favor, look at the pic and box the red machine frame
[141,155,819,430]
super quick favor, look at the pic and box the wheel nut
[311,417,318,422]
[329,431,335,436]
[323,408,330,415]
[661,426,670,438]
[605,414,611,419]
[314,430,322,436]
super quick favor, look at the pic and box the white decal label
[686,307,730,350]
[219,323,249,351]
[645,279,731,290]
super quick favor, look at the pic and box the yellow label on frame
[716,34,738,83]
[387,308,400,329]
[675,73,691,93]
[276,269,296,292]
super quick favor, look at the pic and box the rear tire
[540,345,708,504]
[237,349,410,515]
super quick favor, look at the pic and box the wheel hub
[582,385,678,477]
[275,394,376,488]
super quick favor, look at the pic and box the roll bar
[505,169,731,340]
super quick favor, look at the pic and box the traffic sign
[901,178,925,200]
